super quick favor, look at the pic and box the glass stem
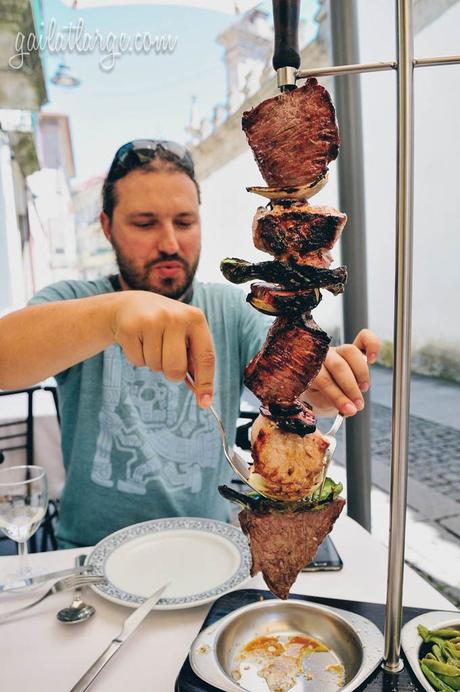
[17,540,29,576]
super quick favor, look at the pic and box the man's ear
[100,211,112,244]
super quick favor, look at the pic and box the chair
[0,386,58,552]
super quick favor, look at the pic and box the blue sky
[41,1,319,183]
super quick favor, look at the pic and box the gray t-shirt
[30,278,269,548]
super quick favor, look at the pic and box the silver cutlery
[57,555,96,625]
[0,574,106,623]
[185,372,272,498]
[69,581,170,692]
[0,565,94,594]
[319,412,345,494]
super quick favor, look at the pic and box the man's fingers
[187,311,215,408]
[161,327,188,382]
[322,348,365,410]
[353,329,381,364]
[334,343,370,393]
[311,364,359,417]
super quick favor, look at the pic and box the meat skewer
[219,76,348,600]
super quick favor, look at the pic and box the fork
[0,574,107,623]
[185,372,272,496]
[319,413,345,494]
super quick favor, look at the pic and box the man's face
[101,168,201,299]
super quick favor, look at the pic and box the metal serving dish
[401,611,460,692]
[190,599,384,691]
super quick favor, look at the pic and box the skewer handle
[272,0,301,80]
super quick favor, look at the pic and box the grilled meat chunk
[244,315,331,405]
[247,282,322,316]
[252,202,347,265]
[242,78,339,188]
[239,498,346,599]
[221,257,347,295]
[263,400,317,435]
[249,413,328,501]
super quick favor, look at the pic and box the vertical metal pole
[329,0,371,529]
[383,0,414,672]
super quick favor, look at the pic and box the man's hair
[101,147,201,223]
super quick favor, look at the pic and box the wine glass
[0,465,49,582]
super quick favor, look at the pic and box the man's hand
[303,329,381,417]
[110,291,216,408]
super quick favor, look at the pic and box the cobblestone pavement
[370,402,460,503]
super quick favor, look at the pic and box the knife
[0,564,92,593]
[69,581,170,692]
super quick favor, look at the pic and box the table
[0,516,455,692]
[0,386,64,499]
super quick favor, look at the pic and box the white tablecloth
[0,515,455,692]
[0,387,64,499]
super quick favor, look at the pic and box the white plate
[86,517,251,610]
[401,610,460,691]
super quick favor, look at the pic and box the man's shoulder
[29,277,114,304]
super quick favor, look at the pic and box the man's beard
[112,243,199,300]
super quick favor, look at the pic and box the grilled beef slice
[242,78,339,188]
[244,315,331,405]
[252,203,347,265]
[239,498,345,599]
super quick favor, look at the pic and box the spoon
[57,555,96,625]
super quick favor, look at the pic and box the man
[0,140,380,548]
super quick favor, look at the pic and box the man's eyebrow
[127,212,158,220]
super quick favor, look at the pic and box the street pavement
[332,365,460,606]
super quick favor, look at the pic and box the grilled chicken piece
[249,413,328,501]
[242,78,339,188]
[252,202,347,265]
[244,315,330,405]
[239,498,346,599]
[247,282,322,316]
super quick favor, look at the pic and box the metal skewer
[271,0,460,674]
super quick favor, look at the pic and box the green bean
[438,675,460,690]
[433,644,448,662]
[418,624,431,641]
[431,630,460,639]
[445,642,460,660]
[421,659,460,676]
[421,663,456,691]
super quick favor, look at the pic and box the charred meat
[263,400,317,436]
[239,498,345,599]
[244,315,331,405]
[247,282,322,316]
[242,78,339,188]
[252,203,347,265]
[249,412,328,501]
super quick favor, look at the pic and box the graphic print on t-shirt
[90,346,220,495]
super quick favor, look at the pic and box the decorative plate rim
[86,517,251,609]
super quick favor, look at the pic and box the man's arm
[0,291,215,407]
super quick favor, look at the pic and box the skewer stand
[272,0,460,673]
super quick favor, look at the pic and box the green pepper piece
[433,644,447,662]
[446,642,460,660]
[421,659,460,676]
[421,663,456,691]
[418,625,431,641]
[438,675,460,690]
[431,630,460,639]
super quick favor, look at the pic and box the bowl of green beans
[418,624,460,691]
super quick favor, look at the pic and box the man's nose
[158,223,180,254]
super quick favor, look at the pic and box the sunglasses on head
[108,139,195,179]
